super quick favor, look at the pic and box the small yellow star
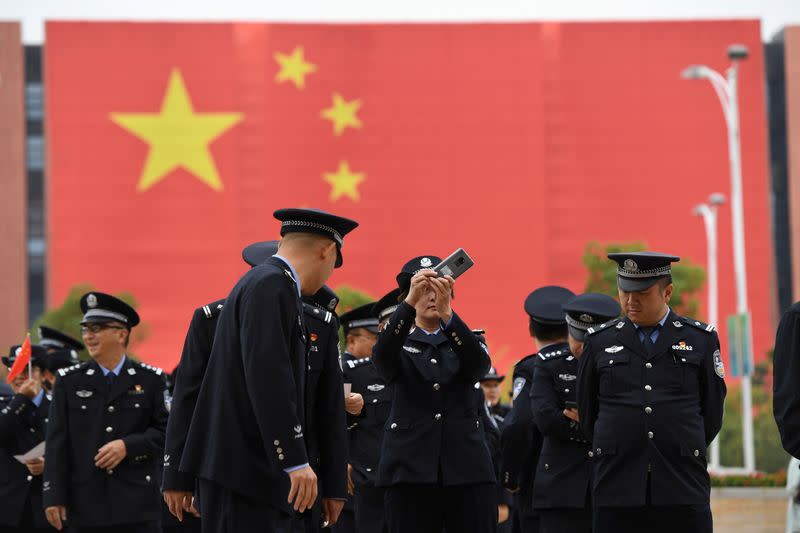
[323,161,366,202]
[110,69,243,192]
[321,93,362,136]
[274,46,317,90]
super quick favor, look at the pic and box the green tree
[582,241,706,318]
[31,284,148,361]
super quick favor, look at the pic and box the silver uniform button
[596,448,602,455]
[434,413,442,421]
[645,407,652,414]
[544,464,549,470]
[390,423,398,429]
[278,454,285,460]
[372,399,378,403]
[609,360,614,365]
[106,426,113,433]
[648,431,654,439]
[108,469,114,475]
[30,427,35,433]
[694,450,700,457]
[588,451,594,458]
[27,475,33,481]
[430,359,438,364]
[366,468,372,472]
[645,362,653,369]
[564,389,570,393]
[277,448,283,454]
[146,475,151,482]
[81,405,87,410]
[108,406,115,413]
[134,403,140,408]
[645,385,652,391]
[274,440,280,446]
[433,383,440,390]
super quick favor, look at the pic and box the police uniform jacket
[0,391,50,528]
[303,302,348,499]
[372,301,495,487]
[531,345,591,509]
[43,358,168,526]
[343,356,391,487]
[499,352,544,517]
[576,312,727,507]
[162,299,223,492]
[180,257,308,515]
[489,402,511,427]
[774,301,800,458]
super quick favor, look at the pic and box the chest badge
[310,333,318,342]
[76,390,93,398]
[402,345,421,354]
[604,345,623,353]
[671,341,694,351]
[558,374,577,382]
[128,384,145,395]
[367,384,385,392]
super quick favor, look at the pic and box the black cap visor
[617,275,666,293]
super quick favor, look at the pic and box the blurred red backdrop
[45,20,772,373]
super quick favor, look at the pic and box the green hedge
[711,471,787,487]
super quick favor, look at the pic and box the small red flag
[6,333,31,384]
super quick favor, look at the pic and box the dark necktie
[107,372,116,391]
[640,326,659,356]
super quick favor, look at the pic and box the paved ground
[712,489,789,533]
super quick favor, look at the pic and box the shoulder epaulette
[538,347,568,361]
[587,317,623,336]
[201,300,225,320]
[58,362,87,377]
[283,269,297,285]
[345,357,372,369]
[303,302,334,324]
[135,361,164,376]
[680,315,716,333]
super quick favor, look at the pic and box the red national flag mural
[46,21,773,373]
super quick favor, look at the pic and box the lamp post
[682,44,755,473]
[694,193,725,470]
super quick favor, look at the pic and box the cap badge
[87,294,98,308]
[420,257,433,268]
[579,314,594,323]
[15,347,22,357]
[623,259,638,271]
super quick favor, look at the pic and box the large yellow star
[323,161,365,202]
[321,93,362,136]
[275,46,317,90]
[110,69,243,192]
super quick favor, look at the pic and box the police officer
[341,300,388,533]
[43,292,169,532]
[480,367,510,426]
[577,252,726,533]
[181,209,358,533]
[37,326,83,392]
[162,240,279,524]
[0,344,50,532]
[373,256,496,532]
[531,293,620,533]
[301,285,348,531]
[500,286,574,533]
[773,300,800,458]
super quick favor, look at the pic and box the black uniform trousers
[330,506,354,533]
[354,484,387,533]
[538,508,590,533]
[384,483,498,533]
[72,524,160,533]
[511,510,539,533]
[198,478,293,533]
[593,478,711,533]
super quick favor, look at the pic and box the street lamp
[682,45,755,473]
[694,193,725,470]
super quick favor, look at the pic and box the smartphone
[564,401,578,409]
[433,248,475,280]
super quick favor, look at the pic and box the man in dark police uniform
[180,208,357,533]
[577,252,726,533]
